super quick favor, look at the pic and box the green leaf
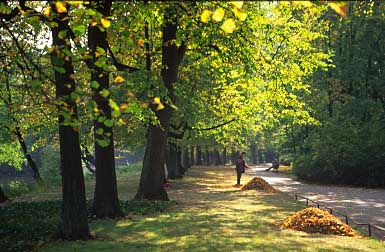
[95,128,104,135]
[72,24,85,36]
[96,138,109,147]
[58,30,67,39]
[97,116,106,123]
[99,89,109,98]
[103,119,113,127]
[109,99,119,111]
[54,66,66,74]
[91,80,100,89]
[112,110,121,118]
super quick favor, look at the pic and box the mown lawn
[34,165,384,252]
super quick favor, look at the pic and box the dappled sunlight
[39,165,385,252]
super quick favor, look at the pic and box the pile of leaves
[281,207,357,236]
[241,177,279,192]
[1,199,175,252]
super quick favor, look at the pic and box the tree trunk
[177,147,185,175]
[213,149,222,165]
[0,185,8,203]
[183,146,191,170]
[190,145,194,166]
[205,148,210,166]
[196,145,202,165]
[136,111,170,200]
[257,149,263,163]
[250,142,257,164]
[166,141,183,179]
[135,5,185,200]
[4,70,43,184]
[88,0,122,218]
[50,4,89,240]
[231,149,239,165]
[222,148,227,165]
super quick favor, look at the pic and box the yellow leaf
[201,9,211,23]
[47,46,55,53]
[156,103,165,111]
[153,97,161,104]
[231,1,243,9]
[90,20,98,27]
[100,18,110,28]
[114,76,125,83]
[328,2,347,17]
[120,104,128,111]
[301,1,313,8]
[55,2,67,13]
[68,1,83,6]
[221,19,236,33]
[232,7,247,21]
[117,118,125,126]
[137,38,144,47]
[212,8,224,22]
[43,6,52,16]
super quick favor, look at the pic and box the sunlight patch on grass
[38,165,385,252]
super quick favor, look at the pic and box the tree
[50,1,90,239]
[87,0,122,218]
[135,4,186,200]
[0,185,9,203]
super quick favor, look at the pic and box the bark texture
[51,4,89,239]
[135,5,186,200]
[88,0,122,218]
[196,145,202,165]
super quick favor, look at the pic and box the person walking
[235,152,250,186]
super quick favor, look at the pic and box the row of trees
[258,1,385,187]
[0,1,337,239]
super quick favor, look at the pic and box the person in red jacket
[235,152,250,186]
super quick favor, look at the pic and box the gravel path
[246,164,385,239]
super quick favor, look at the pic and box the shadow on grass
[41,166,385,252]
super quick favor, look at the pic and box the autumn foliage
[240,177,279,193]
[282,207,357,236]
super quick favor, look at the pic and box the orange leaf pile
[282,207,357,236]
[241,177,279,192]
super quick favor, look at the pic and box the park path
[246,164,385,238]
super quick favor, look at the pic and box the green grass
[33,166,384,252]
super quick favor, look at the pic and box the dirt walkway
[247,165,385,238]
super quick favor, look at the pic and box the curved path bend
[247,165,385,239]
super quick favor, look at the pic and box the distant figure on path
[235,152,250,186]
[265,159,279,172]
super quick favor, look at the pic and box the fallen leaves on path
[281,207,357,237]
[241,177,279,192]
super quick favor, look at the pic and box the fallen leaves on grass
[241,177,279,193]
[281,207,357,237]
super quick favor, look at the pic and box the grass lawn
[29,165,383,252]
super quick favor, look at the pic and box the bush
[279,154,295,166]
[4,180,35,198]
[0,199,175,252]
[293,117,385,187]
[39,145,61,184]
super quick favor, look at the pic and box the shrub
[39,145,61,185]
[293,118,385,187]
[0,199,175,252]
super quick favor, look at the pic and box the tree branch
[177,41,187,66]
[190,119,236,131]
[106,43,141,72]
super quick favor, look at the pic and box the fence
[293,194,385,240]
